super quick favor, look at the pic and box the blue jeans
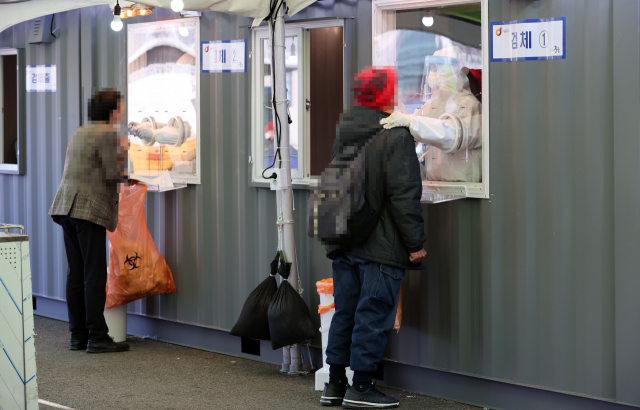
[326,253,404,373]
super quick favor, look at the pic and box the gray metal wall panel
[612,1,640,405]
[383,0,630,405]
[2,1,639,407]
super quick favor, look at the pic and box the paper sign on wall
[26,65,56,92]
[201,40,246,73]
[491,18,566,62]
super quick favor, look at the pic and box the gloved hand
[380,111,412,129]
[128,122,156,141]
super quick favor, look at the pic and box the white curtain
[0,0,318,33]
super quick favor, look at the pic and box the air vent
[28,15,53,44]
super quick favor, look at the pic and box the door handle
[306,99,311,111]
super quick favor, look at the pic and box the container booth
[1,1,639,409]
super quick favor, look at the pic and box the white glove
[128,122,156,141]
[380,111,412,129]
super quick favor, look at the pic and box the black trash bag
[229,254,280,340]
[267,260,319,350]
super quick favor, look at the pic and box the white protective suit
[382,46,482,183]
[128,117,192,147]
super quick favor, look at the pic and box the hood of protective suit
[424,46,471,100]
[333,107,388,160]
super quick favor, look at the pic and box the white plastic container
[104,303,128,342]
[104,268,128,342]
[315,282,353,390]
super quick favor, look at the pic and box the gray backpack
[307,132,383,246]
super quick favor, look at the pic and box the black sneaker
[69,338,88,351]
[342,382,399,408]
[86,337,130,353]
[321,382,350,406]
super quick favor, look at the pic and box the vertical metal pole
[272,1,303,375]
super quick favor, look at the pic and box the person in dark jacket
[320,68,427,409]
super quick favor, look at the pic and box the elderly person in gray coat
[49,89,130,353]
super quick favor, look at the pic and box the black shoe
[321,381,350,406]
[342,382,399,408]
[69,338,88,351]
[86,337,130,353]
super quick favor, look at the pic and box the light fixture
[139,8,148,15]
[171,0,184,12]
[178,26,189,37]
[111,15,123,31]
[111,0,123,31]
[126,9,133,17]
[290,42,296,57]
[422,10,435,27]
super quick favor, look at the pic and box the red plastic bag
[318,303,335,314]
[106,183,176,308]
[316,278,334,294]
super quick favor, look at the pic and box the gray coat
[49,122,127,232]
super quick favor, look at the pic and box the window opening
[374,1,489,201]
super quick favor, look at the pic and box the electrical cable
[261,0,285,179]
[50,13,57,39]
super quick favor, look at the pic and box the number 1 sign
[201,40,247,73]
[491,17,566,62]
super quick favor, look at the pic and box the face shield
[420,55,460,102]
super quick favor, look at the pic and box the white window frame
[251,27,306,182]
[372,0,490,200]
[250,19,346,187]
[0,48,24,175]
[126,17,201,187]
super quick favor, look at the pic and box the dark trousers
[58,215,109,342]
[325,252,404,374]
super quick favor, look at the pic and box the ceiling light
[111,15,123,31]
[131,3,154,17]
[171,0,184,12]
[111,1,123,31]
[422,16,434,27]
[179,26,189,37]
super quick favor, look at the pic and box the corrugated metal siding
[2,0,640,407]
[384,0,636,405]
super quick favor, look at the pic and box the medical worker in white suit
[380,46,483,183]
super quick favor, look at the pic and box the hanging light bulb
[139,9,147,15]
[171,0,184,12]
[111,15,123,31]
[126,9,134,17]
[179,26,189,37]
[422,11,434,27]
[290,42,296,57]
[111,1,123,31]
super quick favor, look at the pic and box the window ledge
[251,177,319,191]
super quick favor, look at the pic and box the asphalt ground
[33,316,482,410]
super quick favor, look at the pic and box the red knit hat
[264,121,273,132]
[352,67,397,110]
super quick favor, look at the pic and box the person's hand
[409,248,427,263]
[129,122,155,141]
[380,111,412,129]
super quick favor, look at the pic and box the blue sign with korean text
[491,17,566,62]
[201,40,246,73]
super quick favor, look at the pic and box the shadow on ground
[33,316,482,410]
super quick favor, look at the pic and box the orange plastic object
[393,287,402,332]
[129,138,197,173]
[318,303,335,314]
[106,183,177,308]
[316,278,334,294]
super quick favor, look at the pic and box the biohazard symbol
[124,252,141,271]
